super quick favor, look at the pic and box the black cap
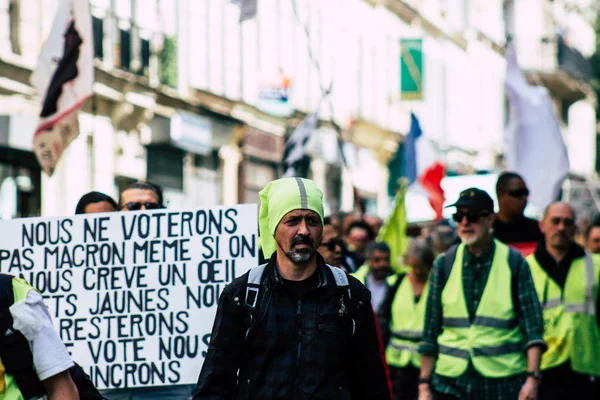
[446,187,494,213]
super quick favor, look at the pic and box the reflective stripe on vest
[526,254,571,370]
[435,240,526,378]
[442,316,517,329]
[439,341,523,358]
[562,253,600,376]
[385,277,428,368]
[563,254,597,316]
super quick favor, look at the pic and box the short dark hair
[75,191,118,214]
[366,241,390,259]
[586,215,600,240]
[345,220,375,241]
[323,216,333,226]
[119,181,164,207]
[496,171,524,195]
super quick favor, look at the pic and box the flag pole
[289,0,366,217]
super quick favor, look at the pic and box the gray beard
[285,247,314,264]
[276,238,315,264]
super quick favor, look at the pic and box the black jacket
[194,254,390,400]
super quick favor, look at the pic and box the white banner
[31,0,94,176]
[0,204,258,389]
[505,44,569,212]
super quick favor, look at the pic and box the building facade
[0,0,596,220]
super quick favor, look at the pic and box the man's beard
[459,232,481,246]
[284,235,315,264]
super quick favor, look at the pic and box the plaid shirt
[418,242,546,399]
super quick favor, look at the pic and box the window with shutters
[92,16,104,59]
[140,37,151,75]
[146,145,184,191]
[120,29,131,70]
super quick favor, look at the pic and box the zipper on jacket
[291,299,303,398]
[296,299,302,360]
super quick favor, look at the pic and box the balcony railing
[513,34,593,83]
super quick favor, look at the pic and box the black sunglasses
[319,239,344,251]
[121,202,164,211]
[508,188,529,198]
[452,211,489,224]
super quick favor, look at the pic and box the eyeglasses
[549,217,575,227]
[452,211,489,224]
[508,188,529,198]
[121,202,164,211]
[319,239,344,251]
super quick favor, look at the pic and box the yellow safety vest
[526,254,572,370]
[351,265,369,285]
[435,241,527,378]
[562,254,600,376]
[1,277,36,399]
[385,275,428,368]
[352,265,397,287]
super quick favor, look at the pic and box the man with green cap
[194,177,391,399]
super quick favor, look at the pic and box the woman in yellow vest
[378,238,434,400]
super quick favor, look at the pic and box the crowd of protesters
[1,170,599,400]
[242,170,599,400]
[300,171,600,400]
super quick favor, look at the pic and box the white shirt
[366,274,388,312]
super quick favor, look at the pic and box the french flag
[404,113,446,220]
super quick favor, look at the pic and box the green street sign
[400,39,423,100]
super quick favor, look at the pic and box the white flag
[31,0,94,176]
[282,111,319,178]
[505,44,569,212]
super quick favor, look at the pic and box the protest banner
[0,204,258,389]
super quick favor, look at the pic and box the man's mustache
[291,235,313,246]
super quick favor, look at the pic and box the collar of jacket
[265,252,339,289]
[534,237,585,268]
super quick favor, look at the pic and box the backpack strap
[244,264,268,339]
[245,264,267,309]
[442,244,459,286]
[326,265,358,335]
[507,247,523,313]
[327,264,351,300]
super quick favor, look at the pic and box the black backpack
[0,274,105,400]
[241,263,357,339]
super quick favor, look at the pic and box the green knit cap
[258,177,324,258]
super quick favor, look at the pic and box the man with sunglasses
[525,202,600,400]
[319,217,345,269]
[418,188,545,400]
[118,181,166,211]
[102,180,196,400]
[493,172,542,256]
